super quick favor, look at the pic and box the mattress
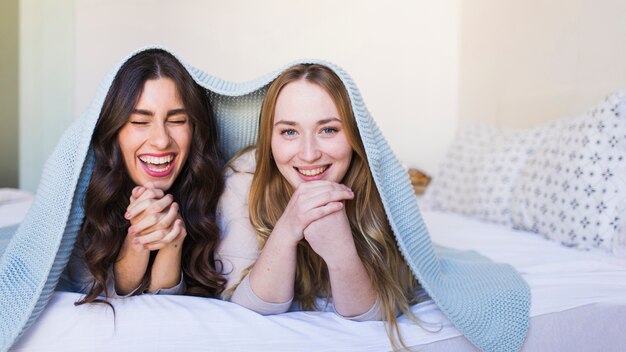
[2,189,625,351]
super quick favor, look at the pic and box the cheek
[182,130,192,154]
[176,128,193,157]
[270,136,290,164]
[334,137,353,165]
[338,151,353,178]
[117,129,136,162]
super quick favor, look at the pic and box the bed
[3,47,626,351]
[2,187,624,351]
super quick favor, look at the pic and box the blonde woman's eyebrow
[274,117,341,127]
[317,117,341,125]
[274,120,297,127]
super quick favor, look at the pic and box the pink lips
[138,153,176,178]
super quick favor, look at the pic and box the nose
[149,122,171,150]
[299,135,322,162]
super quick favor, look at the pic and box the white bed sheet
[423,210,626,316]
[3,200,625,351]
[0,189,33,228]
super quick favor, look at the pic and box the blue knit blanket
[0,46,530,352]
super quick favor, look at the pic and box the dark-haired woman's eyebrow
[167,108,187,117]
[132,108,153,116]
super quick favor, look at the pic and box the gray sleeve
[57,243,143,298]
[230,274,293,315]
[333,296,384,321]
[145,272,186,295]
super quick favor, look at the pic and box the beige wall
[19,0,74,192]
[74,0,460,174]
[459,0,626,128]
[0,0,19,188]
[21,1,623,190]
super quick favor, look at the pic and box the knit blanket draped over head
[0,46,530,352]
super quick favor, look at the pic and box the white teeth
[298,167,327,176]
[139,155,174,165]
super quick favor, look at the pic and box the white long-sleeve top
[215,149,382,321]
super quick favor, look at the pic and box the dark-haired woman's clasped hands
[115,182,186,295]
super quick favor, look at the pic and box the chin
[150,179,173,191]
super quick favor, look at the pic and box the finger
[127,192,171,220]
[127,196,172,225]
[129,187,165,209]
[296,180,352,193]
[304,189,354,209]
[133,227,170,246]
[129,199,175,235]
[130,186,146,203]
[305,201,344,224]
[143,221,183,250]
[126,187,146,218]
[145,202,179,233]
[295,185,353,203]
[156,219,185,247]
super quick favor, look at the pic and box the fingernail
[132,238,140,245]
[124,212,131,219]
[128,226,135,234]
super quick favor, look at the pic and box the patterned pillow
[422,123,547,225]
[616,228,626,257]
[510,91,626,254]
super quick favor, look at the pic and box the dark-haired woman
[57,49,225,303]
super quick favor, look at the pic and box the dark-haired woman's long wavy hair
[76,49,225,305]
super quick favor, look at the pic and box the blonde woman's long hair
[249,64,421,350]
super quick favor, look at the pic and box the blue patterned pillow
[511,91,626,254]
[423,123,547,225]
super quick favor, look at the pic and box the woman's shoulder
[225,147,257,176]
[219,148,256,206]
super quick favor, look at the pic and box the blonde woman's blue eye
[281,129,297,137]
[321,127,338,134]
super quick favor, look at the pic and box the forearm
[149,244,183,291]
[326,247,378,318]
[246,229,298,304]
[114,241,150,295]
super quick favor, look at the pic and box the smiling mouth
[296,166,329,177]
[139,154,175,173]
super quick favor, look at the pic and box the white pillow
[511,91,626,254]
[422,123,547,225]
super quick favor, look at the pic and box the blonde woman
[216,64,420,348]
